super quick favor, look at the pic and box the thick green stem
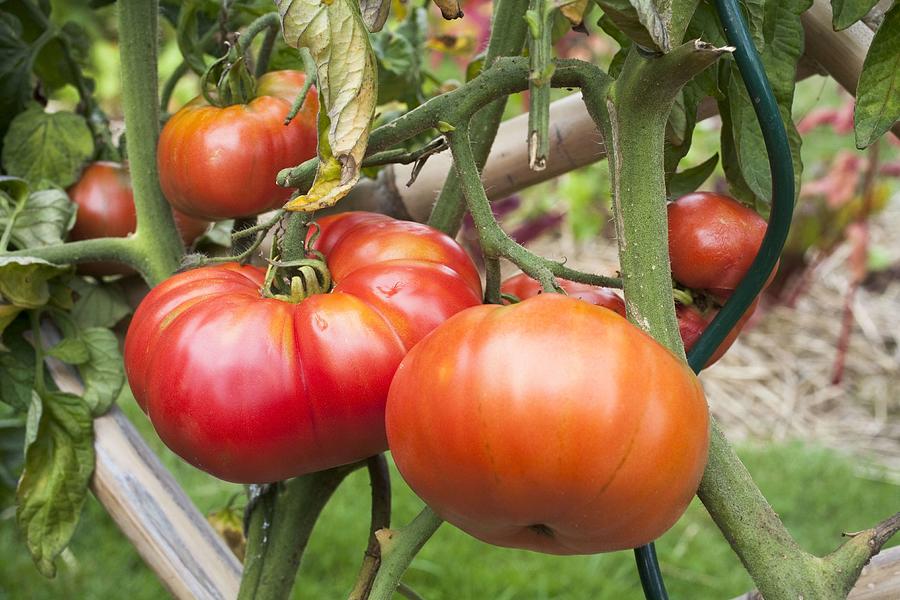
[238,466,357,600]
[280,212,310,262]
[119,0,184,285]
[367,507,443,600]
[427,0,531,235]
[7,237,141,267]
[600,42,731,356]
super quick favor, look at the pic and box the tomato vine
[1,0,899,598]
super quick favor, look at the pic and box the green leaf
[69,278,131,330]
[33,23,92,92]
[0,256,70,309]
[0,13,37,142]
[832,0,879,30]
[0,413,25,493]
[742,0,766,50]
[46,337,89,365]
[279,0,379,211]
[721,0,808,208]
[0,187,77,250]
[0,304,23,336]
[1,105,95,188]
[667,153,718,198]
[77,327,123,416]
[0,357,33,414]
[0,321,35,412]
[16,391,94,578]
[372,9,427,108]
[854,3,900,148]
[595,0,672,52]
[718,94,759,205]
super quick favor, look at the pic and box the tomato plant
[124,213,481,483]
[2,0,896,596]
[386,294,709,553]
[157,70,318,220]
[68,162,208,275]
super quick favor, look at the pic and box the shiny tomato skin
[500,273,626,317]
[125,214,481,483]
[316,213,482,295]
[667,192,769,296]
[677,299,758,367]
[334,260,483,349]
[311,211,393,255]
[386,294,709,554]
[157,71,318,220]
[67,162,209,276]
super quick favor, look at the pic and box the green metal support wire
[634,0,797,597]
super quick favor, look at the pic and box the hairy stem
[119,0,184,285]
[6,237,141,267]
[238,466,358,600]
[427,0,531,235]
[367,506,443,600]
[448,126,620,291]
[599,42,731,355]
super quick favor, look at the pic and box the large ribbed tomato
[157,70,318,220]
[386,294,709,554]
[125,213,481,483]
[67,162,209,276]
[667,192,770,298]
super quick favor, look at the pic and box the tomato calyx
[262,256,332,303]
[200,48,258,108]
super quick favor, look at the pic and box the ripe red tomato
[386,294,709,554]
[157,70,318,220]
[500,273,626,316]
[124,213,482,483]
[667,192,770,298]
[676,299,756,367]
[68,161,209,276]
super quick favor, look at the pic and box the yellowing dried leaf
[278,0,378,211]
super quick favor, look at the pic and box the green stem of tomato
[447,126,620,291]
[367,506,443,600]
[119,0,185,285]
[238,465,358,600]
[5,237,142,268]
[427,0,532,236]
[596,41,732,357]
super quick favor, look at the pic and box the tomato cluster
[124,212,481,483]
[124,71,731,551]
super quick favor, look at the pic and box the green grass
[1,392,898,600]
